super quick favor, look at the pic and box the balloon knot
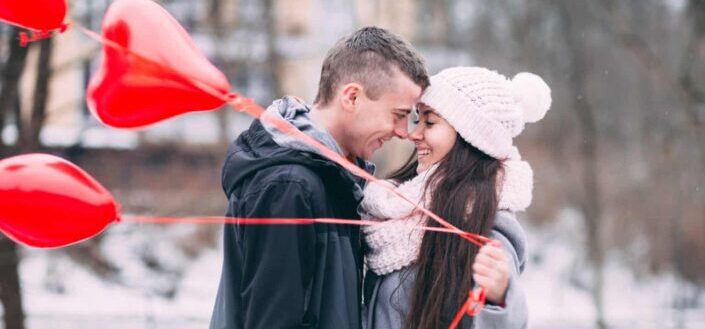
[18,24,70,47]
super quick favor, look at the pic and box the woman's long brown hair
[387,136,502,329]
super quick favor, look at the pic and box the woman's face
[409,104,457,172]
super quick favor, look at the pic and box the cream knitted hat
[419,66,552,211]
[419,67,551,159]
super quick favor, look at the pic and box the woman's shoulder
[493,211,525,235]
[491,211,528,271]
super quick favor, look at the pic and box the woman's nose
[408,124,423,141]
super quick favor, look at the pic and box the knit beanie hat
[419,66,552,211]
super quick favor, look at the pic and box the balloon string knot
[19,23,70,47]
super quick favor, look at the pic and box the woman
[361,67,552,328]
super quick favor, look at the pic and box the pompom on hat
[512,72,552,123]
[419,66,552,211]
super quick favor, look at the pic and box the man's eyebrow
[396,108,413,114]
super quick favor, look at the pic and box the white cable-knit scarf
[361,165,438,275]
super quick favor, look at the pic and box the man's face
[346,71,422,160]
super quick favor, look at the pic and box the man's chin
[359,152,372,161]
[355,148,375,161]
[351,143,382,161]
[365,144,385,160]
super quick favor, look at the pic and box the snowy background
[16,210,705,328]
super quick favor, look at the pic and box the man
[210,26,428,329]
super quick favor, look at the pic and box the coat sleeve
[472,211,529,329]
[235,180,319,329]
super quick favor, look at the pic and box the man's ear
[339,83,364,112]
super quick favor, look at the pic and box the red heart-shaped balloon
[87,0,231,129]
[0,154,119,248]
[0,0,67,31]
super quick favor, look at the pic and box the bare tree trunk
[263,0,283,99]
[0,27,30,151]
[0,238,25,329]
[0,27,29,329]
[679,0,705,168]
[23,37,54,152]
[208,0,233,146]
[576,97,607,329]
[556,2,607,328]
[673,0,705,322]
[12,93,21,150]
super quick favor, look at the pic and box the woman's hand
[472,240,510,305]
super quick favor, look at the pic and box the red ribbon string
[449,288,486,329]
[73,22,490,325]
[121,216,487,244]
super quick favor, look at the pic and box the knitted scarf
[361,165,438,275]
[362,149,532,275]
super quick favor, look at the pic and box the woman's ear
[339,82,364,112]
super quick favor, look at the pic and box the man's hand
[472,240,510,305]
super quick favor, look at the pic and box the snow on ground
[19,222,220,329]
[21,247,219,328]
[521,209,705,328]
[17,211,705,328]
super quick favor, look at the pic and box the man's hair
[314,27,429,106]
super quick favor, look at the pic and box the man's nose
[394,120,409,139]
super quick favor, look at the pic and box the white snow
[1,125,17,145]
[80,126,139,150]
